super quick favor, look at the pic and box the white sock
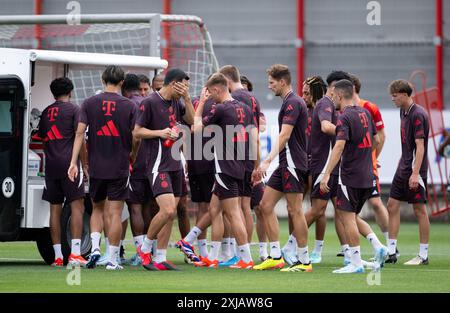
[152,240,158,255]
[133,235,144,248]
[259,242,268,259]
[153,249,167,263]
[366,232,383,252]
[184,226,202,244]
[349,246,362,267]
[209,241,222,261]
[419,243,429,259]
[314,240,324,255]
[238,244,253,263]
[231,238,238,256]
[53,244,63,260]
[198,239,209,257]
[269,241,281,258]
[388,239,397,255]
[342,244,351,260]
[105,237,110,254]
[383,232,389,244]
[141,237,153,254]
[224,238,232,258]
[71,239,81,255]
[283,234,297,252]
[90,232,101,253]
[109,245,119,265]
[297,246,310,264]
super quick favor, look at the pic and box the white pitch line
[319,265,450,273]
[0,257,43,261]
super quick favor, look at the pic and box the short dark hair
[333,79,354,100]
[389,79,413,96]
[206,73,228,89]
[219,65,240,83]
[348,73,362,94]
[326,70,351,86]
[267,64,291,85]
[50,77,74,98]
[122,73,140,92]
[137,74,150,84]
[102,65,125,85]
[164,68,189,85]
[303,75,326,104]
[240,75,253,91]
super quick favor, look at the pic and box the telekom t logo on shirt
[47,107,59,122]
[102,100,116,116]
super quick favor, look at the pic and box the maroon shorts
[148,170,184,198]
[266,167,305,194]
[189,173,215,203]
[239,171,253,197]
[128,178,153,204]
[336,184,373,214]
[42,176,85,205]
[213,173,243,200]
[310,173,338,200]
[389,173,427,204]
[89,177,130,203]
[251,182,265,209]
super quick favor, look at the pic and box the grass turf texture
[0,220,449,293]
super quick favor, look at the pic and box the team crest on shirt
[414,118,421,126]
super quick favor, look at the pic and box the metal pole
[435,0,443,108]
[162,0,171,65]
[34,0,43,49]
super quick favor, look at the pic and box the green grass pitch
[1,220,449,293]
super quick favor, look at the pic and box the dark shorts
[251,182,265,209]
[266,167,305,194]
[148,170,184,198]
[89,177,130,203]
[189,173,215,203]
[336,184,373,214]
[239,171,253,198]
[42,176,85,205]
[368,175,381,199]
[128,178,153,204]
[389,174,427,204]
[213,173,243,200]
[310,173,338,200]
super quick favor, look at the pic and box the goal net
[0,14,219,104]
